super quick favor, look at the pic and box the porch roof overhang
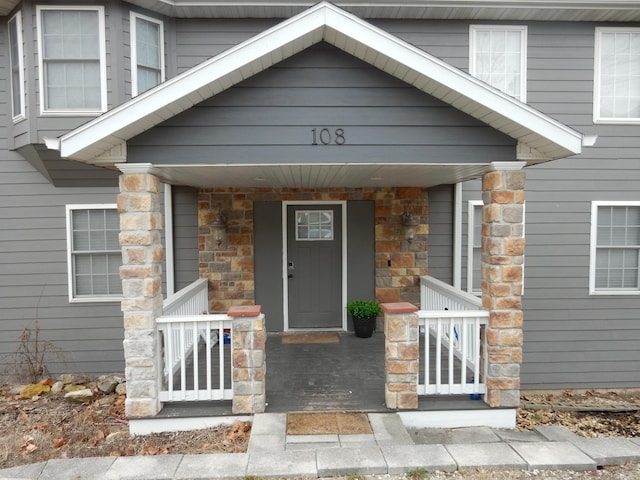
[46,2,587,188]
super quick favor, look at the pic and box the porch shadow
[265,331,388,412]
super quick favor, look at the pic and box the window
[66,205,122,302]
[37,6,107,114]
[594,28,640,123]
[590,202,640,295]
[8,11,25,121]
[130,12,164,96]
[467,201,483,294]
[295,210,334,241]
[470,25,527,101]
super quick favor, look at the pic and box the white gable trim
[49,1,583,163]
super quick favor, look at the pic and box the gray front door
[287,205,342,329]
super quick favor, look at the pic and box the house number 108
[311,128,345,145]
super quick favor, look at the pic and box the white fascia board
[58,3,329,161]
[323,5,583,157]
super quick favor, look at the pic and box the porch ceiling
[145,162,495,189]
[47,2,584,168]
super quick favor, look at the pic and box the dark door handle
[288,274,294,278]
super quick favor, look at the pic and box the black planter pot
[352,316,376,338]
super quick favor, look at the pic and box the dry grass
[0,385,250,469]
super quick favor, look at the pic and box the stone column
[382,302,419,409]
[229,305,266,414]
[481,163,526,408]
[117,164,164,417]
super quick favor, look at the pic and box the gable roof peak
[48,1,582,164]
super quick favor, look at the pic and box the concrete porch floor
[158,331,489,419]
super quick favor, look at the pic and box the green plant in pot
[346,300,383,338]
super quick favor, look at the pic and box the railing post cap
[227,305,262,317]
[381,302,418,314]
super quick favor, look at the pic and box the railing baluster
[417,276,488,398]
[192,321,199,398]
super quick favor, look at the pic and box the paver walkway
[2,413,640,479]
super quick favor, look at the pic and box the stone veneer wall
[198,187,429,313]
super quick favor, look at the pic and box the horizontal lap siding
[462,22,640,390]
[0,15,123,377]
[129,43,515,165]
[172,186,199,291]
[0,153,124,377]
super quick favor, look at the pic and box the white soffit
[51,1,582,163]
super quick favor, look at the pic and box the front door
[286,204,342,329]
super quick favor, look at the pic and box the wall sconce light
[212,207,227,247]
[401,211,419,243]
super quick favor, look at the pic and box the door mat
[287,412,372,435]
[281,333,340,344]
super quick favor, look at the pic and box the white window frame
[467,201,483,295]
[130,12,164,96]
[36,5,107,115]
[594,27,640,124]
[66,204,122,303]
[589,201,640,296]
[469,25,527,102]
[8,11,25,121]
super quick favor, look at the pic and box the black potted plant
[346,299,383,338]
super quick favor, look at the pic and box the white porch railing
[418,276,488,396]
[158,279,233,402]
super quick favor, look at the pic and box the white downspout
[164,183,175,297]
[453,182,462,289]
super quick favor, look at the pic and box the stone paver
[173,453,248,479]
[368,412,413,445]
[447,426,501,444]
[247,450,317,477]
[316,446,387,476]
[493,428,546,443]
[510,441,597,471]
[39,457,117,480]
[445,443,527,470]
[103,455,183,479]
[381,444,457,474]
[286,434,341,450]
[569,437,640,466]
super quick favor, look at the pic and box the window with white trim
[8,11,25,121]
[66,205,122,302]
[470,25,527,101]
[467,201,483,294]
[37,6,107,114]
[590,202,640,295]
[130,12,164,96]
[594,28,640,123]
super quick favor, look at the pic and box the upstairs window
[8,11,25,121]
[37,6,107,114]
[594,28,640,123]
[131,13,164,96]
[590,202,640,295]
[470,25,527,101]
[66,205,122,302]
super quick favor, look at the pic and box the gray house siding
[128,43,516,166]
[455,21,640,390]
[426,184,454,286]
[2,4,638,392]
[0,155,124,377]
[172,186,199,291]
